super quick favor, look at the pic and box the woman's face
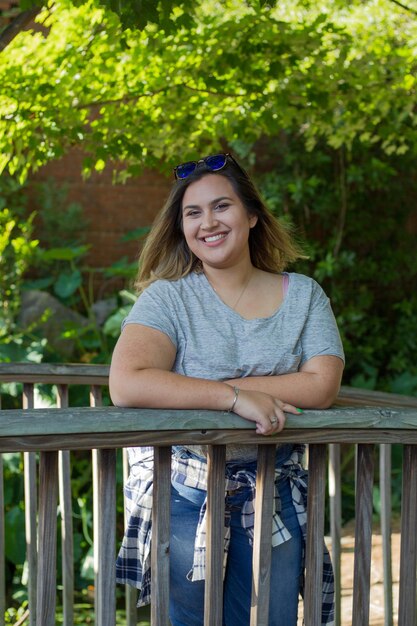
[181,174,257,270]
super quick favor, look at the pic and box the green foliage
[9,0,278,33]
[0,178,38,334]
[252,134,417,394]
[2,0,417,181]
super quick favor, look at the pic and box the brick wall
[31,148,172,281]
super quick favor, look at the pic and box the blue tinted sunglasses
[173,153,240,180]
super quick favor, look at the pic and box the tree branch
[0,6,42,53]
[388,0,417,16]
[74,83,244,110]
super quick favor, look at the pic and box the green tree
[1,0,417,181]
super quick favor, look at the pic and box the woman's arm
[109,324,300,434]
[225,355,344,409]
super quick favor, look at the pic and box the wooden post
[204,445,226,626]
[0,438,4,626]
[37,451,59,626]
[398,445,417,626]
[250,444,276,626]
[57,384,74,626]
[352,444,374,626]
[95,448,116,626]
[23,383,37,626]
[123,448,138,626]
[380,444,393,626]
[304,443,327,626]
[151,446,171,626]
[329,443,341,626]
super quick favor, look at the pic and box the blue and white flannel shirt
[116,444,334,625]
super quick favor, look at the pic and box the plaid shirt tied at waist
[116,444,334,626]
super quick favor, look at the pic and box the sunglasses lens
[205,154,227,171]
[176,161,197,179]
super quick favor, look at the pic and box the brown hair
[135,156,305,293]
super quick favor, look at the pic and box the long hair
[135,155,305,293]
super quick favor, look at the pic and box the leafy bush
[252,136,417,394]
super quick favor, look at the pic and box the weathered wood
[0,386,4,626]
[123,448,138,626]
[90,384,102,626]
[57,385,74,626]
[0,362,109,385]
[0,451,4,626]
[204,445,226,626]
[352,445,375,626]
[37,450,59,626]
[336,386,417,409]
[379,444,393,626]
[1,406,417,439]
[151,447,172,626]
[95,449,116,626]
[398,445,417,626]
[4,426,417,453]
[3,363,417,410]
[304,444,327,626]
[250,444,276,626]
[328,444,341,626]
[23,384,37,626]
[3,364,417,626]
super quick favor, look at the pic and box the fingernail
[296,408,303,414]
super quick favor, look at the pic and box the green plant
[0,199,38,334]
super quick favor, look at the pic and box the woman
[110,152,344,625]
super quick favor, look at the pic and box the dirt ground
[299,525,400,625]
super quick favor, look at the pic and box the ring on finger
[270,417,278,425]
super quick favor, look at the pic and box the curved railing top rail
[0,406,417,452]
[0,362,110,385]
[1,362,417,408]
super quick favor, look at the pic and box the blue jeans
[169,448,302,626]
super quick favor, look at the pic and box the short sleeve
[122,283,178,348]
[300,281,345,365]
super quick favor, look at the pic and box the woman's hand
[232,389,300,436]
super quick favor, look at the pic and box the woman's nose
[200,210,219,230]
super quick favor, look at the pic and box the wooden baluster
[95,448,116,626]
[37,450,59,626]
[0,392,5,626]
[352,444,375,626]
[90,386,117,626]
[304,443,327,626]
[250,444,277,626]
[123,448,138,626]
[380,444,393,626]
[204,445,226,626]
[23,383,37,626]
[329,443,341,626]
[398,444,417,626]
[151,446,171,626]
[57,384,74,626]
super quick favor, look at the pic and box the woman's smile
[200,232,229,245]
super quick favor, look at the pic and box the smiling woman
[109,152,345,625]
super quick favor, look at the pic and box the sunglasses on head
[173,153,240,180]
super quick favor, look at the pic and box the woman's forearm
[110,367,236,411]
[225,358,343,409]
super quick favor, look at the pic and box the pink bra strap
[282,273,289,297]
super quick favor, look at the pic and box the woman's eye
[214,203,230,211]
[185,210,200,217]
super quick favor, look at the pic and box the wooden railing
[0,363,417,626]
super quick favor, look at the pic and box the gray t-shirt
[123,271,344,460]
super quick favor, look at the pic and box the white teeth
[204,234,226,243]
